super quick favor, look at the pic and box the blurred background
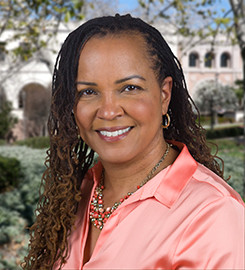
[0,0,244,269]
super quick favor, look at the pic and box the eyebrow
[76,75,146,86]
[115,75,146,84]
[76,81,97,86]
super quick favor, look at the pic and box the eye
[123,85,143,92]
[78,89,97,97]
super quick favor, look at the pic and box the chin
[98,151,135,165]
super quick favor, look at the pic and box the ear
[161,76,172,115]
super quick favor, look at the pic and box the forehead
[80,33,147,57]
[77,34,153,77]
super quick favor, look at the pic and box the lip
[96,126,131,132]
[96,126,133,142]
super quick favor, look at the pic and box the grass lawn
[208,137,244,199]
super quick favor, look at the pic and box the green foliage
[214,17,231,25]
[194,80,238,114]
[0,146,46,225]
[206,126,243,139]
[0,205,28,269]
[208,138,244,198]
[0,258,22,270]
[0,101,17,139]
[0,155,22,192]
[0,146,46,269]
[15,136,50,149]
[0,146,46,268]
[200,115,235,125]
[232,80,244,106]
[0,138,244,268]
[0,0,85,61]
[0,139,6,146]
[0,207,26,245]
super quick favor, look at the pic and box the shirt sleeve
[172,196,245,269]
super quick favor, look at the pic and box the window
[0,42,6,62]
[189,52,199,67]
[18,90,24,108]
[220,52,230,67]
[204,52,215,68]
[0,87,6,109]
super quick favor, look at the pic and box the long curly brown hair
[22,14,223,269]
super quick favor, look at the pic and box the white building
[179,36,243,97]
[0,22,243,140]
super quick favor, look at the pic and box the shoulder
[171,161,244,222]
[190,163,244,206]
[172,164,244,269]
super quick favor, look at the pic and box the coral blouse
[55,142,244,269]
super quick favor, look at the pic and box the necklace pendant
[89,143,171,230]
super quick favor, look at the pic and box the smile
[99,127,131,137]
[96,126,133,142]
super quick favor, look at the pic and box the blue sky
[117,0,231,16]
[118,0,139,14]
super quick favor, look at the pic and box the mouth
[96,126,133,141]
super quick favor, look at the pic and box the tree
[232,79,244,108]
[137,0,245,195]
[0,0,86,82]
[0,0,120,85]
[0,100,17,140]
[194,80,238,129]
[136,0,244,120]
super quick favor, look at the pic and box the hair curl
[22,14,223,269]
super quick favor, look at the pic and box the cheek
[130,97,162,123]
[75,103,92,131]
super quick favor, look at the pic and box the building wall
[179,37,242,96]
[0,22,243,139]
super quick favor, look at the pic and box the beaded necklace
[89,143,171,230]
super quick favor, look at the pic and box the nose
[96,94,124,120]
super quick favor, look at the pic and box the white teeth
[100,127,131,137]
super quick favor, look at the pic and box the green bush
[0,101,17,139]
[0,139,6,146]
[0,155,22,192]
[0,146,46,269]
[200,115,235,125]
[0,205,28,270]
[218,153,244,198]
[206,126,244,139]
[208,138,244,199]
[0,141,243,269]
[15,136,50,149]
[0,206,26,245]
[0,146,46,225]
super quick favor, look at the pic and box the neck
[100,141,173,196]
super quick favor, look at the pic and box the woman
[22,14,244,269]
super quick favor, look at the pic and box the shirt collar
[89,141,197,209]
[152,141,197,208]
[90,161,103,184]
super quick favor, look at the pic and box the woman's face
[75,34,172,164]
